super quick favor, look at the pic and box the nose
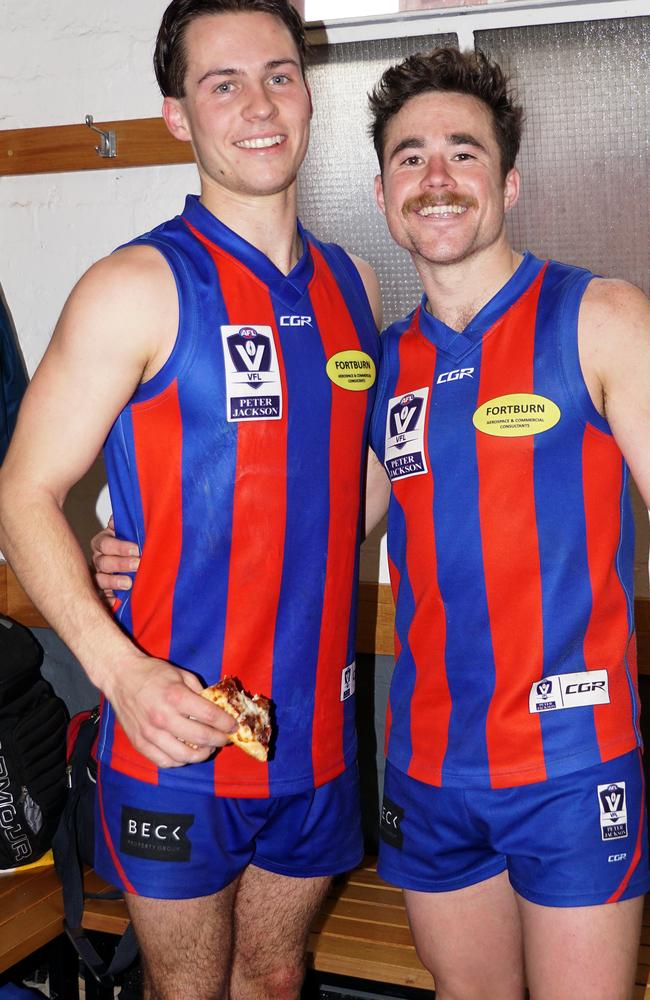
[241,81,277,122]
[420,154,455,190]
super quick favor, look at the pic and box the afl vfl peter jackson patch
[221,325,283,422]
[384,387,429,482]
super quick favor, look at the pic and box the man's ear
[305,79,314,119]
[503,166,520,212]
[374,173,386,215]
[162,96,192,143]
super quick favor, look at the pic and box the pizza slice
[201,676,272,762]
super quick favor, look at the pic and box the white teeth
[236,135,284,149]
[418,204,467,216]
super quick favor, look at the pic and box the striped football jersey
[370,252,640,789]
[99,195,379,798]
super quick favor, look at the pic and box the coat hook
[84,115,117,158]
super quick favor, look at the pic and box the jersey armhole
[312,240,378,335]
[369,332,391,462]
[124,237,200,405]
[556,268,611,436]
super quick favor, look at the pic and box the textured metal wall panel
[298,34,456,326]
[476,17,650,295]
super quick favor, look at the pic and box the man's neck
[199,180,302,275]
[419,237,522,332]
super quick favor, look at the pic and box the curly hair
[368,47,523,178]
[154,0,308,98]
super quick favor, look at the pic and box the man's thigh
[405,872,525,1000]
[230,865,331,999]
[125,879,240,1000]
[518,893,643,1000]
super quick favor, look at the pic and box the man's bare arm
[579,278,650,509]
[0,248,236,765]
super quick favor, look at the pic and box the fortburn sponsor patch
[221,325,282,422]
[384,387,429,482]
[473,393,560,437]
[598,782,628,841]
[529,670,609,714]
[120,807,194,862]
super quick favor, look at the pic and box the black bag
[53,707,137,984]
[0,614,68,870]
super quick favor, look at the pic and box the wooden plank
[0,866,64,974]
[638,598,650,677]
[307,933,433,990]
[0,117,194,177]
[357,581,395,656]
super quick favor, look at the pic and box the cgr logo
[566,680,607,695]
[437,367,474,384]
[280,315,312,327]
[608,853,627,862]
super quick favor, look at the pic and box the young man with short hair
[0,3,384,998]
[369,46,650,1000]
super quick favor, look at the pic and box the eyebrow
[387,131,488,164]
[197,58,301,88]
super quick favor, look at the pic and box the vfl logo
[597,781,628,841]
[389,394,424,442]
[384,387,429,482]
[537,680,553,698]
[228,328,271,377]
[280,315,312,327]
[221,324,283,422]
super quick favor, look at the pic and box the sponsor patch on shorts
[120,807,194,862]
[598,782,628,841]
[380,795,404,849]
[340,662,355,702]
[529,670,609,713]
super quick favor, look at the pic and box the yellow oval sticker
[473,393,561,437]
[326,350,376,391]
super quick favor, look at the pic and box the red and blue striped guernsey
[370,253,640,790]
[99,195,379,798]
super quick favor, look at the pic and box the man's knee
[231,954,306,1000]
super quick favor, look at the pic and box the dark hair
[154,0,308,98]
[368,47,523,178]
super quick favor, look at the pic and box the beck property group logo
[221,325,283,422]
[384,387,429,481]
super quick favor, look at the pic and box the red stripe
[385,555,400,755]
[607,751,645,903]
[96,760,137,895]
[582,430,637,755]
[307,246,368,779]
[392,315,450,785]
[110,380,185,784]
[197,240,286,797]
[478,271,547,787]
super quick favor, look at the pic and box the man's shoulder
[579,276,650,334]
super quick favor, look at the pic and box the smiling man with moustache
[0,2,385,998]
[368,46,650,1000]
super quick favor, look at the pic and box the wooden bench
[82,859,650,999]
[4,857,650,998]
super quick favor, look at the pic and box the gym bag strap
[53,708,138,983]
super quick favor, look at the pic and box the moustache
[401,193,479,218]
